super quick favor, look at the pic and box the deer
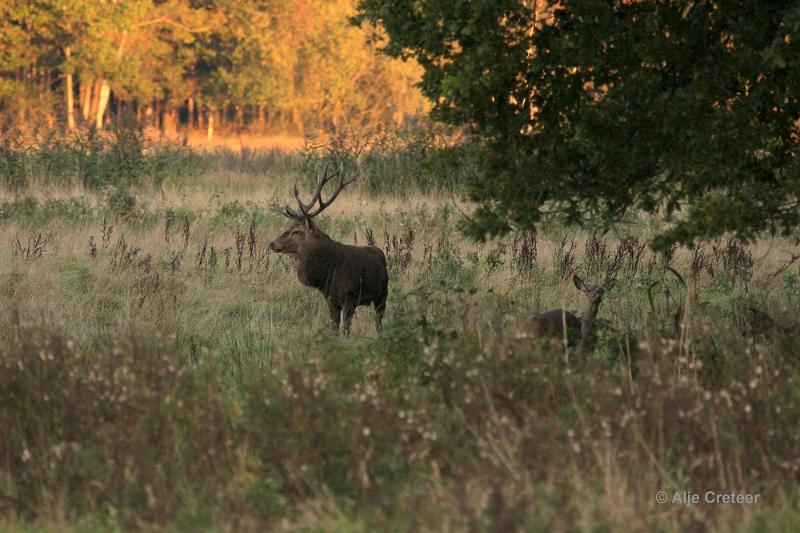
[520,274,616,351]
[268,165,388,335]
[745,307,800,339]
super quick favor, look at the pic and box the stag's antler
[284,164,355,221]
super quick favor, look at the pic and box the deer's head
[268,220,318,256]
[574,274,616,323]
[268,165,354,256]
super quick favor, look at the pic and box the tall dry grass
[1,134,799,531]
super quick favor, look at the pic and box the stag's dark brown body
[269,165,389,334]
[292,228,388,333]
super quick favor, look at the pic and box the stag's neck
[295,233,344,287]
[579,308,598,351]
[579,316,593,343]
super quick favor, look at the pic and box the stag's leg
[342,303,356,335]
[374,297,386,333]
[328,301,341,333]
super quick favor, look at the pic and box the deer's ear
[573,275,588,292]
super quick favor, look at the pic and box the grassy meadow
[1,129,800,531]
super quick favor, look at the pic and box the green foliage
[356,1,800,250]
[0,133,28,191]
[0,196,93,226]
[0,121,197,190]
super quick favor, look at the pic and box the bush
[301,119,479,196]
[0,132,28,191]
[0,321,235,525]
[0,122,200,191]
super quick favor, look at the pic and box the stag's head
[268,220,315,256]
[268,165,354,256]
[574,274,616,321]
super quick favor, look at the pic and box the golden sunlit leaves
[0,0,428,133]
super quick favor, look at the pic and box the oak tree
[355,1,800,249]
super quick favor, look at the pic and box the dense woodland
[0,0,427,137]
[356,0,799,248]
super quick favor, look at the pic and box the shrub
[301,119,479,196]
[0,122,200,191]
[0,322,235,525]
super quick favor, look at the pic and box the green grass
[0,140,799,531]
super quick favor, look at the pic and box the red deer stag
[521,274,616,350]
[268,166,388,335]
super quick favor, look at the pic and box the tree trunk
[187,97,196,129]
[65,73,75,130]
[96,80,111,130]
[163,106,177,138]
[257,104,264,131]
[207,111,214,141]
[64,48,76,130]
[89,79,101,125]
[78,83,86,121]
[81,79,93,121]
[235,106,244,131]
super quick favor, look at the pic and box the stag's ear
[604,278,616,291]
[573,275,588,292]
